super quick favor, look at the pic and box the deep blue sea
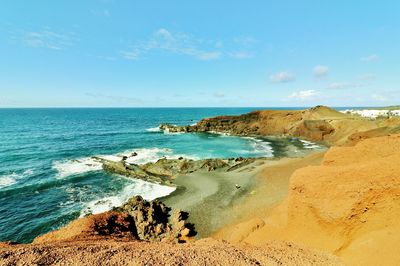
[0,107,327,243]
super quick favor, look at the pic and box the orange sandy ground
[215,134,400,265]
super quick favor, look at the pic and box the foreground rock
[224,134,400,265]
[34,196,196,244]
[95,156,257,185]
[0,238,343,265]
[161,106,400,146]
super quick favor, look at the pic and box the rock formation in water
[94,156,257,185]
[34,196,196,244]
[161,106,400,146]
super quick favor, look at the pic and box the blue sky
[0,0,399,107]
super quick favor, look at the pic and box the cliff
[161,106,400,146]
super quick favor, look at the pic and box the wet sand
[162,152,325,238]
[162,159,267,237]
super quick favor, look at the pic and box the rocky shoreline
[160,105,400,146]
[93,155,259,186]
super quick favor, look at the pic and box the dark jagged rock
[34,196,196,244]
[116,196,196,242]
[93,156,261,186]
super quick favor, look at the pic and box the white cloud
[234,36,257,46]
[85,92,141,103]
[91,9,111,17]
[313,65,329,78]
[213,92,225,98]
[327,82,363,90]
[23,30,76,50]
[288,90,319,100]
[361,54,379,62]
[371,94,388,101]
[358,74,376,80]
[120,50,141,60]
[270,71,295,83]
[121,28,222,61]
[229,51,254,59]
[121,28,255,61]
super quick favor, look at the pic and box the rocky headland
[161,105,400,146]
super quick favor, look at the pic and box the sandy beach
[163,159,267,237]
[162,152,325,238]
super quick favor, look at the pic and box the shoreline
[212,151,325,241]
[162,161,263,237]
[160,151,325,238]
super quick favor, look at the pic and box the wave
[146,126,161,132]
[111,147,199,164]
[249,139,274,156]
[80,178,176,216]
[300,139,320,149]
[163,129,184,135]
[0,169,34,189]
[53,158,103,179]
[52,147,199,179]
[0,175,17,189]
[208,131,231,136]
[238,136,274,157]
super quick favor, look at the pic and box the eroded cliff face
[161,106,400,146]
[231,134,400,265]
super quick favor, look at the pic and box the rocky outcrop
[160,106,400,146]
[95,156,257,185]
[117,196,196,242]
[34,196,196,244]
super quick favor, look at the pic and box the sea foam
[240,136,274,157]
[0,169,34,189]
[80,178,176,216]
[0,175,18,189]
[53,158,103,179]
[146,126,161,132]
[300,139,320,149]
[53,147,198,179]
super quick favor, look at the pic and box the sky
[0,0,399,107]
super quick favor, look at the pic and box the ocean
[0,107,325,243]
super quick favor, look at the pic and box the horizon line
[0,105,389,109]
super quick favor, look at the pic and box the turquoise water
[0,108,324,243]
